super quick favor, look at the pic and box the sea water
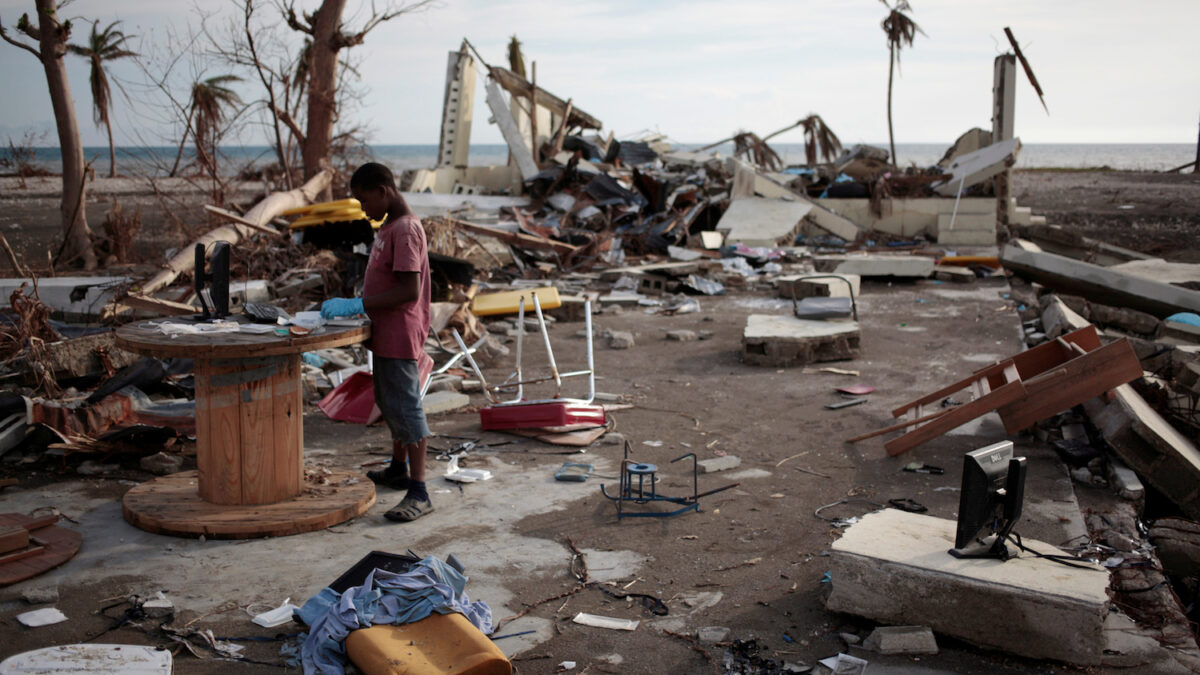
[11,142,1196,176]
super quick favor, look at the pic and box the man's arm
[363,271,419,311]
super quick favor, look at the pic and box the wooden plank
[890,361,1010,418]
[239,358,280,505]
[273,355,303,503]
[119,292,199,316]
[0,526,28,554]
[846,407,953,443]
[885,381,1027,456]
[447,218,578,256]
[998,338,1143,433]
[121,469,375,539]
[0,545,45,565]
[487,66,602,130]
[196,360,243,505]
[114,323,369,360]
[485,79,539,180]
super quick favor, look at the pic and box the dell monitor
[949,440,1027,560]
[194,241,231,321]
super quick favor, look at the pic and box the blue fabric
[320,297,364,319]
[300,557,492,675]
[1167,312,1200,327]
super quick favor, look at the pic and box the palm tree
[68,21,136,178]
[188,75,243,178]
[881,0,924,167]
[762,114,843,165]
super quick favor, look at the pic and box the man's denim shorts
[372,356,430,445]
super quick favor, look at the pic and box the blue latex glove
[321,297,364,319]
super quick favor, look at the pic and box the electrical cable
[1005,531,1105,571]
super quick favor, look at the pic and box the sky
[1,0,1198,149]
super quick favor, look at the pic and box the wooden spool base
[0,514,82,586]
[122,469,376,539]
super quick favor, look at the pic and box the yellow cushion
[345,612,511,675]
[470,287,562,317]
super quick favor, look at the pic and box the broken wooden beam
[487,66,602,130]
[447,218,579,256]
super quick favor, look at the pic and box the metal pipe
[451,328,498,404]
[532,294,562,397]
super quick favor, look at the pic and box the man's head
[350,162,396,221]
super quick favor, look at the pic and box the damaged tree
[880,0,924,167]
[281,0,435,195]
[0,0,96,270]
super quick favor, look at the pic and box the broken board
[0,513,81,587]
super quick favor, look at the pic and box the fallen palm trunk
[139,169,333,296]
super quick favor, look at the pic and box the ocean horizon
[8,142,1197,176]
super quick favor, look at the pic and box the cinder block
[937,229,997,246]
[825,509,1110,666]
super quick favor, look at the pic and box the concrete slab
[401,192,529,218]
[742,314,860,367]
[1108,259,1200,286]
[826,509,1110,666]
[937,229,997,246]
[0,276,129,321]
[813,255,934,278]
[936,213,995,233]
[715,196,811,247]
[933,138,1021,196]
[1001,244,1200,318]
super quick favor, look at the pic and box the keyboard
[243,302,291,324]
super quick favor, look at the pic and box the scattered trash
[0,644,172,673]
[572,612,638,631]
[16,606,67,627]
[251,598,300,628]
[555,462,594,482]
[816,653,868,674]
[835,384,875,396]
[444,455,493,483]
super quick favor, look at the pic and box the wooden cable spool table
[116,320,376,539]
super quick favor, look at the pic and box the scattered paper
[252,598,299,628]
[572,613,639,631]
[17,607,68,627]
[818,653,868,674]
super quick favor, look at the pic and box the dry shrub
[0,281,63,397]
[100,198,142,264]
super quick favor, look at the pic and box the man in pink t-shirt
[321,162,434,522]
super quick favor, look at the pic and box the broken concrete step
[742,315,860,367]
[937,229,998,246]
[813,255,934,278]
[826,509,1110,666]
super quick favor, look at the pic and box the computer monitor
[949,440,1027,560]
[194,241,230,320]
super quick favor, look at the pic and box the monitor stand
[949,532,1013,560]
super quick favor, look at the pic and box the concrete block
[1162,319,1200,344]
[422,390,470,415]
[777,274,860,300]
[698,455,741,473]
[937,229,998,246]
[936,213,995,233]
[813,255,934,278]
[862,625,938,655]
[742,315,860,367]
[825,509,1110,666]
[0,276,130,321]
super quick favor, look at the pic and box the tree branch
[272,104,305,145]
[0,17,42,59]
[335,0,437,49]
[278,0,314,35]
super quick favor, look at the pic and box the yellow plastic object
[345,612,511,675]
[470,287,562,317]
[281,198,361,217]
[289,212,383,230]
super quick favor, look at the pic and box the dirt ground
[0,170,1195,673]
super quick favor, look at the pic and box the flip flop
[384,496,434,522]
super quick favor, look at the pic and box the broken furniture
[826,508,1110,667]
[789,274,858,321]
[859,325,1143,456]
[600,441,737,519]
[0,513,81,586]
[452,296,604,431]
[115,321,376,538]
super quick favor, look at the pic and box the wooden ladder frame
[855,325,1144,455]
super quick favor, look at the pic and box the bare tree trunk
[301,0,346,200]
[105,116,116,178]
[169,107,194,178]
[33,0,96,269]
[140,169,332,295]
[887,44,897,168]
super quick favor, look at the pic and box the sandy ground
[0,170,1194,673]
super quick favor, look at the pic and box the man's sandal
[384,496,434,522]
